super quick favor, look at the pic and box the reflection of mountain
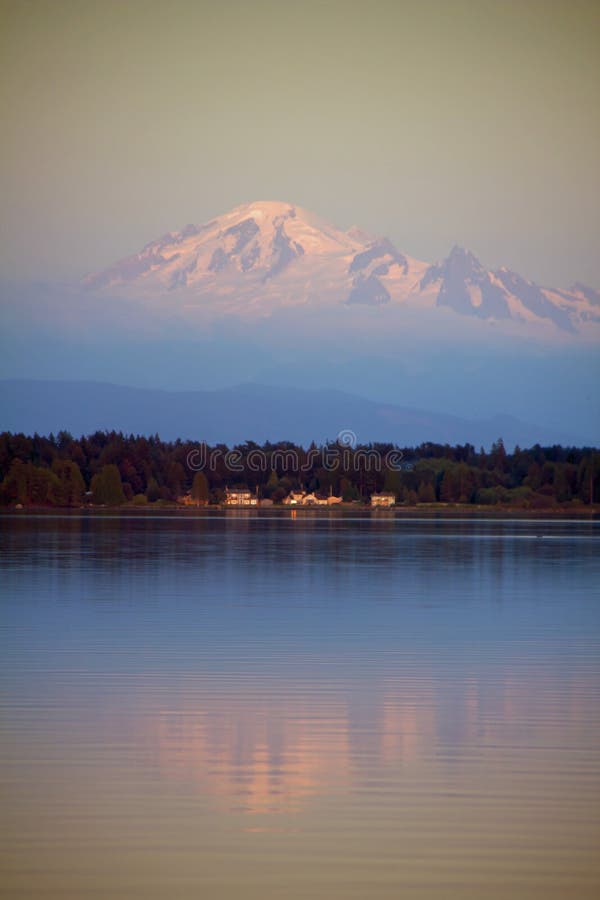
[147,680,436,814]
[4,514,599,898]
[131,664,590,816]
[153,691,352,814]
[82,201,600,335]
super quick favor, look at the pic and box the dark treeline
[0,430,598,508]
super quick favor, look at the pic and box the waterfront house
[371,492,396,507]
[283,490,342,506]
[224,488,258,506]
[283,491,307,505]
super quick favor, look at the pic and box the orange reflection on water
[130,662,600,826]
[141,673,442,815]
[380,698,430,765]
[152,691,352,813]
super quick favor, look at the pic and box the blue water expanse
[1,513,599,899]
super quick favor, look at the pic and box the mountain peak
[82,200,369,295]
[224,199,299,222]
[80,202,599,335]
[448,244,472,257]
[446,245,484,273]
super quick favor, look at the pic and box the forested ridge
[0,431,598,508]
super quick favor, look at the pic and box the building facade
[371,492,396,507]
[224,488,258,506]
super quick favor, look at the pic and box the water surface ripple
[1,514,599,898]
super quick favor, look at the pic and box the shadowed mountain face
[4,203,598,448]
[80,201,599,335]
[422,247,511,320]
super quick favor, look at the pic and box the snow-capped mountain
[419,247,599,333]
[83,200,599,334]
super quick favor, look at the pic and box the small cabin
[371,492,396,507]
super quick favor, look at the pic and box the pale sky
[1,0,599,287]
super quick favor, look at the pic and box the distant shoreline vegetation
[0,431,598,511]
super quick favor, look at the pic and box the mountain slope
[0,380,589,448]
[83,200,429,319]
[82,201,600,334]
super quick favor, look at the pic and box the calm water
[1,512,599,899]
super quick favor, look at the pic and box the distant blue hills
[0,379,592,449]
[2,274,599,446]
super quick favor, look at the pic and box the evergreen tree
[439,469,457,502]
[191,472,209,505]
[52,459,85,506]
[146,476,161,503]
[418,482,436,503]
[91,464,125,506]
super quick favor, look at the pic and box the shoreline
[2,504,599,520]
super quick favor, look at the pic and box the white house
[284,490,343,506]
[225,488,258,506]
[371,492,396,507]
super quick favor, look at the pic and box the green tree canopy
[51,459,85,506]
[91,464,125,506]
[191,471,209,504]
[145,476,161,503]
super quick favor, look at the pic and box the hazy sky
[1,0,599,287]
